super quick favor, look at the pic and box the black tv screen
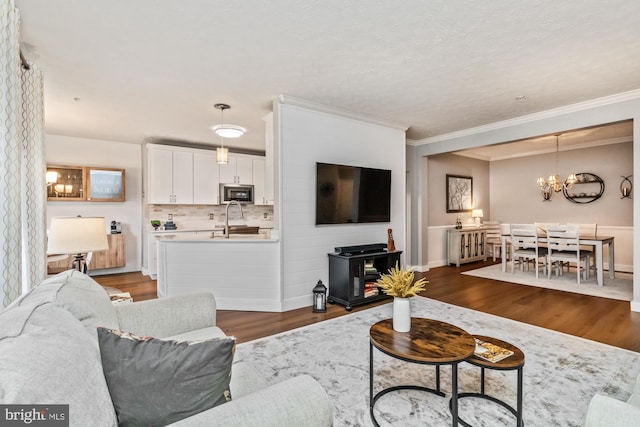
[315,162,391,225]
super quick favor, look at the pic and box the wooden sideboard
[47,233,125,274]
[447,227,487,267]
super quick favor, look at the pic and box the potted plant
[377,262,428,332]
[150,219,161,230]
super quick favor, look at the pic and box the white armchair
[584,373,640,426]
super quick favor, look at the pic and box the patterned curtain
[21,64,46,292]
[0,0,46,307]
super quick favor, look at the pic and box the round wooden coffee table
[369,318,476,427]
[453,335,525,427]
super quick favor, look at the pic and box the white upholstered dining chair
[510,224,547,278]
[546,225,592,284]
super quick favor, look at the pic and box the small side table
[453,335,525,427]
[370,318,476,427]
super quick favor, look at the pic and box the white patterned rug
[462,264,633,301]
[235,297,640,427]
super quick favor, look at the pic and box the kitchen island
[156,231,282,311]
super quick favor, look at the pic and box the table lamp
[47,216,109,273]
[472,209,484,227]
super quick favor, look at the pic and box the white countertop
[149,227,223,234]
[155,230,278,242]
[149,226,273,234]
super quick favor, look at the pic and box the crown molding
[412,88,640,146]
[277,94,409,132]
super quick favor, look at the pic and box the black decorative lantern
[312,280,327,313]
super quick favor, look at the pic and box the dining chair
[534,222,560,235]
[567,223,597,274]
[485,221,509,261]
[510,224,547,278]
[546,225,592,284]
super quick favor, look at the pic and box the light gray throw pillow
[97,328,235,427]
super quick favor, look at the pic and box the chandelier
[536,135,577,199]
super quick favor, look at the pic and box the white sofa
[584,374,640,426]
[0,270,333,426]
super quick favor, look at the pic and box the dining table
[500,234,615,286]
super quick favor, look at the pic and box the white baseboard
[215,297,283,312]
[281,295,313,312]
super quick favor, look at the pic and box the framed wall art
[446,174,472,213]
[86,167,126,202]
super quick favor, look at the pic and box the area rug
[462,263,633,301]
[235,296,640,427]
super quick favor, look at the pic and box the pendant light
[536,135,577,195]
[214,103,230,164]
[212,103,246,138]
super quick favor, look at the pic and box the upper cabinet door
[171,150,194,204]
[218,156,238,183]
[86,167,125,202]
[252,157,265,204]
[147,148,174,204]
[219,155,254,184]
[46,165,86,201]
[146,146,193,204]
[193,152,219,204]
[236,157,253,184]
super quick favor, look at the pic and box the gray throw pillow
[97,327,235,427]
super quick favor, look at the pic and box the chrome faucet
[225,201,244,238]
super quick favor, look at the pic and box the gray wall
[490,142,632,225]
[407,92,640,311]
[427,153,491,227]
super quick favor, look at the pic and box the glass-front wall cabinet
[47,165,125,202]
[46,166,85,201]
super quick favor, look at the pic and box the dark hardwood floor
[93,260,640,352]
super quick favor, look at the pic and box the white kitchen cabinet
[193,152,220,204]
[252,157,266,205]
[219,155,254,184]
[263,112,275,205]
[146,145,193,204]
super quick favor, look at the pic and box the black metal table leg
[517,365,523,427]
[451,335,525,427]
[451,362,459,427]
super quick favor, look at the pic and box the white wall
[46,134,142,274]
[277,99,406,311]
[490,142,632,225]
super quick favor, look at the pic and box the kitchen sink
[227,225,260,235]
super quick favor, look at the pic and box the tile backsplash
[147,204,274,230]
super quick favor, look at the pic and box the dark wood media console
[328,246,402,311]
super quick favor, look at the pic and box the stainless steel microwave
[220,184,254,204]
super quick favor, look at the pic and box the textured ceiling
[14,0,640,152]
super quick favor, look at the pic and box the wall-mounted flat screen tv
[316,162,391,225]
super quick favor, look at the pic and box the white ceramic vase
[392,297,411,332]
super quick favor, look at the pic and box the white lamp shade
[46,171,58,183]
[212,124,246,138]
[47,217,109,255]
[216,146,229,164]
[471,209,484,218]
